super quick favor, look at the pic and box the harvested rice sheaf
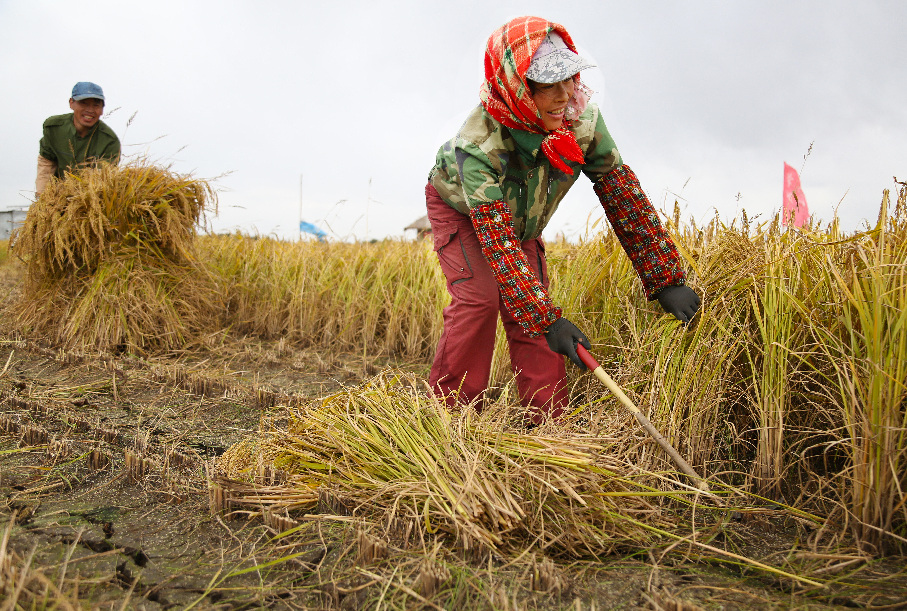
[217,373,700,557]
[12,160,220,352]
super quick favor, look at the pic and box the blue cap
[71,82,105,102]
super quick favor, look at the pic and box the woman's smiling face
[529,77,575,132]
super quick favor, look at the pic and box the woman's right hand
[544,317,592,370]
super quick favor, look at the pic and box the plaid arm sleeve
[593,165,686,299]
[469,200,562,336]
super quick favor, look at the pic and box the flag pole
[366,176,372,241]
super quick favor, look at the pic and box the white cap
[525,31,596,84]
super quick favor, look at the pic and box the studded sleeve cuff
[469,201,562,336]
[593,165,686,299]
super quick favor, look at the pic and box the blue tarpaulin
[299,221,327,241]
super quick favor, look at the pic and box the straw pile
[215,372,709,558]
[12,161,219,352]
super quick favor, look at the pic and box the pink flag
[782,162,809,227]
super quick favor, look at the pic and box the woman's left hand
[656,285,701,324]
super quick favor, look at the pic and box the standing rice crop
[198,234,445,359]
[803,190,907,553]
[742,223,806,496]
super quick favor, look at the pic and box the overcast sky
[2,0,904,241]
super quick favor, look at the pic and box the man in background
[36,81,120,196]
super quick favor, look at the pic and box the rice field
[206,182,907,555]
[1,161,906,608]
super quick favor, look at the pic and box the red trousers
[426,184,568,423]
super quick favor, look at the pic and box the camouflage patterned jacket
[429,103,621,241]
[429,103,686,336]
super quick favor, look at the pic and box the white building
[404,215,431,240]
[0,206,30,240]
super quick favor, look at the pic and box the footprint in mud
[79,505,121,524]
[73,505,120,539]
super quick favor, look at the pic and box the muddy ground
[2,333,907,608]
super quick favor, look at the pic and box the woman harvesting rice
[426,16,701,425]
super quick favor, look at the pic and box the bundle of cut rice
[216,373,705,557]
[12,160,219,352]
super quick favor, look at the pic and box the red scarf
[479,16,586,175]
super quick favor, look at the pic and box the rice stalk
[745,224,804,497]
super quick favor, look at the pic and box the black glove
[544,317,592,370]
[656,285,701,324]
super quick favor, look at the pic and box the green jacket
[429,103,621,240]
[38,113,120,178]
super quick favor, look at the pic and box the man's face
[69,97,104,135]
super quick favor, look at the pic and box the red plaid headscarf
[479,16,588,175]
